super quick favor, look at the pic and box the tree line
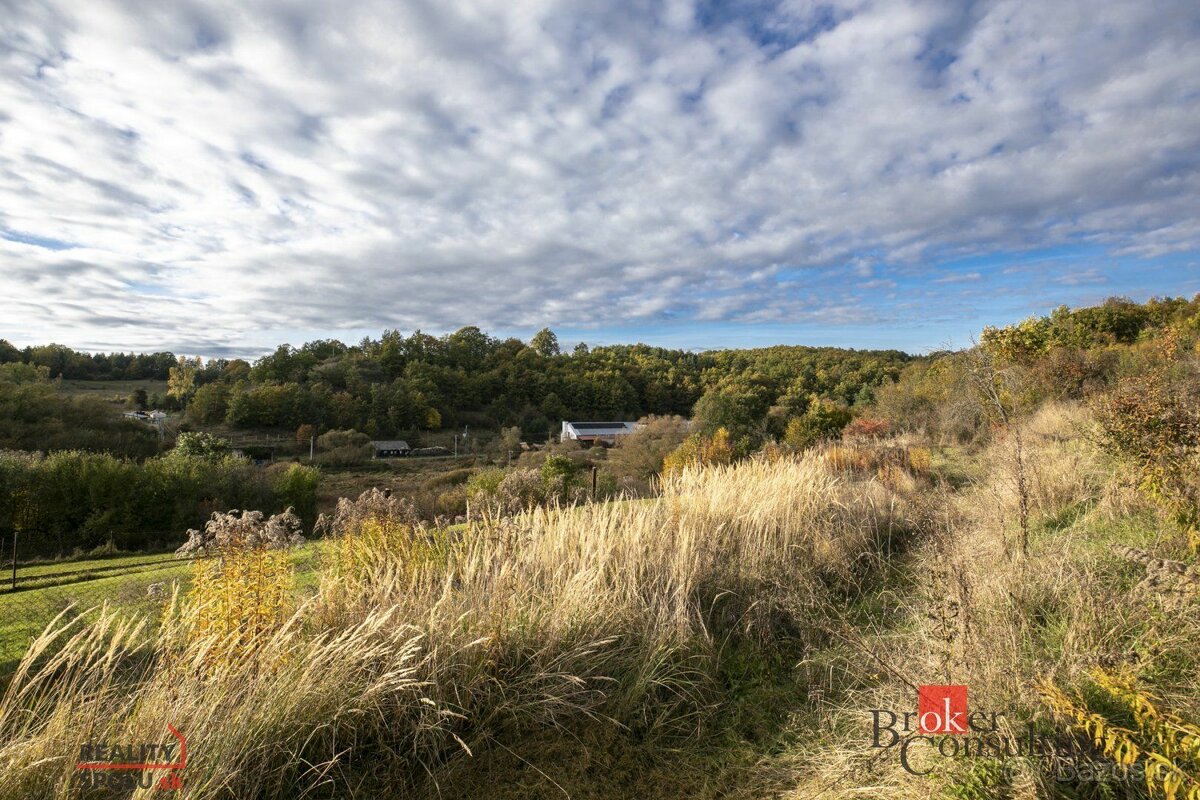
[0,443,319,558]
[2,327,913,442]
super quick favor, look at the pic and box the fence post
[591,465,597,501]
[10,530,17,591]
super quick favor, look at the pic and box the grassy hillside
[0,456,933,798]
[57,378,167,406]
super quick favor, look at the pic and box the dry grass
[0,455,925,799]
[778,402,1200,799]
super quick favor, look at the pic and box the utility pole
[310,435,315,462]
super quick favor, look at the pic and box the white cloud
[1,0,1199,354]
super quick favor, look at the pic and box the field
[0,545,324,672]
[57,378,168,405]
[316,456,476,512]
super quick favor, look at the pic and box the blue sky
[1,0,1199,358]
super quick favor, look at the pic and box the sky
[1,0,1199,358]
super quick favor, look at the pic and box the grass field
[317,456,477,512]
[57,378,168,405]
[0,544,324,671]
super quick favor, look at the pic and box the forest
[0,327,911,443]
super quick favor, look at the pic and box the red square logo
[918,685,968,734]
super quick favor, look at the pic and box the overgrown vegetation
[0,449,319,558]
[0,454,929,798]
[0,364,160,458]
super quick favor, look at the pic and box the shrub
[171,431,233,460]
[270,463,321,529]
[316,429,369,450]
[494,468,546,512]
[464,468,506,506]
[662,427,735,476]
[843,417,890,439]
[1093,333,1200,551]
[420,468,476,492]
[0,367,161,458]
[313,487,420,538]
[435,487,467,518]
[782,399,851,451]
[1040,669,1200,800]
[314,429,373,466]
[606,415,689,480]
[0,449,288,557]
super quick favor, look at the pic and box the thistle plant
[312,487,419,538]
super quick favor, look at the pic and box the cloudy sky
[2,0,1199,357]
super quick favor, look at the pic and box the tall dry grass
[0,454,924,799]
[781,402,1200,799]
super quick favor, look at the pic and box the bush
[1092,336,1200,550]
[782,399,851,452]
[317,429,369,450]
[465,468,506,504]
[435,487,467,518]
[871,356,983,442]
[420,468,476,492]
[171,431,233,460]
[314,429,373,466]
[0,366,161,458]
[464,458,592,515]
[494,468,546,513]
[843,417,890,439]
[313,488,420,538]
[0,448,304,557]
[270,463,322,529]
[607,415,689,480]
[663,428,735,476]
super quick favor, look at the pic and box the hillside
[2,331,911,444]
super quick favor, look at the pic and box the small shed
[371,440,410,458]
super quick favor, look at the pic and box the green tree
[172,431,234,460]
[608,415,689,480]
[168,356,201,407]
[530,328,560,357]
[782,398,852,451]
[189,383,230,425]
[498,426,522,462]
[271,463,321,529]
[663,428,734,475]
[692,384,769,452]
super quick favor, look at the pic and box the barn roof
[563,421,637,435]
[371,440,410,450]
